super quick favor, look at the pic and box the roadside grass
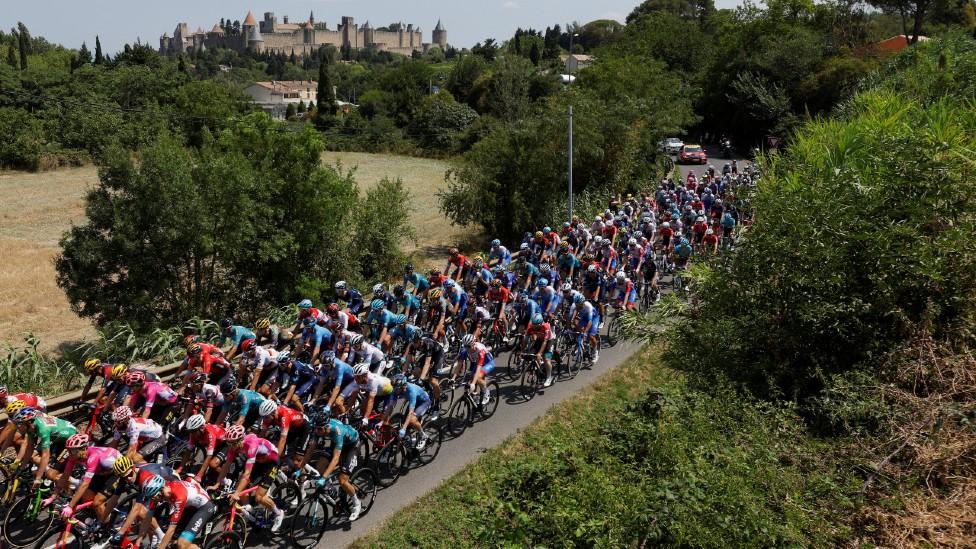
[352,346,859,548]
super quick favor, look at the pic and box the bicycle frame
[48,499,94,549]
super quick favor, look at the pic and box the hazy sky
[4,0,742,55]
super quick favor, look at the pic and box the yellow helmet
[255,318,271,329]
[111,363,129,381]
[534,231,543,238]
[113,455,134,477]
[84,358,101,373]
[428,289,442,299]
[4,399,27,416]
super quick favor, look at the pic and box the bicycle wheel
[206,512,247,546]
[565,347,582,378]
[519,363,540,401]
[445,397,472,439]
[414,423,443,466]
[31,527,85,549]
[287,497,328,549]
[505,351,525,382]
[273,481,302,519]
[204,530,243,549]
[476,381,501,420]
[606,316,621,347]
[435,378,455,418]
[375,442,406,488]
[349,468,378,516]
[4,493,56,547]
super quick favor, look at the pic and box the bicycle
[31,499,98,549]
[3,479,58,547]
[515,352,546,401]
[445,373,500,438]
[286,463,378,547]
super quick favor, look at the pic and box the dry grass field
[0,166,98,350]
[0,153,477,352]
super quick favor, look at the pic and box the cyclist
[382,374,431,448]
[533,278,561,321]
[210,426,285,532]
[580,264,606,320]
[279,354,319,408]
[261,400,309,460]
[339,363,393,422]
[326,301,360,333]
[112,456,179,548]
[613,272,639,311]
[185,372,225,424]
[223,379,269,427]
[571,294,600,363]
[487,239,511,267]
[424,288,449,342]
[219,319,256,361]
[523,314,556,387]
[443,279,469,329]
[402,263,431,297]
[303,414,363,521]
[185,342,232,386]
[110,405,166,463]
[0,386,47,411]
[674,236,694,271]
[557,242,580,282]
[365,299,398,351]
[346,334,385,374]
[703,228,719,254]
[455,334,495,405]
[411,335,447,409]
[445,247,469,281]
[393,285,423,325]
[299,316,334,364]
[464,298,492,339]
[293,299,326,334]
[334,281,365,316]
[391,316,423,354]
[53,434,122,531]
[183,414,227,483]
[152,475,216,549]
[126,371,179,424]
[318,350,356,409]
[470,258,494,298]
[243,342,281,396]
[79,358,115,404]
[512,292,542,333]
[9,407,76,488]
[254,317,294,351]
[486,278,511,339]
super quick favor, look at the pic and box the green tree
[355,177,415,282]
[17,22,30,70]
[285,102,297,119]
[485,55,535,122]
[446,54,487,105]
[627,0,716,23]
[296,100,306,114]
[409,91,478,151]
[869,0,934,42]
[316,60,337,125]
[94,36,104,64]
[471,38,498,62]
[75,41,91,69]
[529,41,541,65]
[5,44,15,68]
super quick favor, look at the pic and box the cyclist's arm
[80,375,97,402]
[33,447,51,484]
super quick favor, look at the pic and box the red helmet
[240,339,254,353]
[327,303,340,315]
[125,370,147,386]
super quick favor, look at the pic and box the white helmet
[616,272,626,282]
[353,362,370,376]
[662,222,670,228]
[706,229,714,235]
[561,282,572,292]
[185,414,206,431]
[461,334,476,347]
[628,238,637,246]
[372,283,385,294]
[258,400,278,417]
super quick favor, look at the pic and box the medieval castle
[160,10,447,57]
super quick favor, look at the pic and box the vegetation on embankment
[352,347,860,548]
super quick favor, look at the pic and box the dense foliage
[55,114,413,328]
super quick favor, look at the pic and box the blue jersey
[326,418,359,449]
[514,298,542,319]
[390,323,422,343]
[475,267,493,285]
[344,289,364,314]
[302,324,333,349]
[325,362,355,387]
[221,326,255,346]
[288,360,317,384]
[235,389,266,417]
[399,293,422,313]
[489,246,511,265]
[403,272,430,293]
[367,309,399,329]
[385,383,430,413]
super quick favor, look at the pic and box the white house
[564,54,594,73]
[245,80,318,119]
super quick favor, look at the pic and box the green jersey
[30,415,77,451]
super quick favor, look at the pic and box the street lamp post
[568,105,573,222]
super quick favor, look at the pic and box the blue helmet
[394,314,407,325]
[392,373,408,389]
[320,350,335,365]
[536,278,549,287]
[143,475,165,499]
[531,314,544,325]
[302,317,316,327]
[12,407,37,424]
[298,299,313,310]
[370,299,385,311]
[573,294,585,304]
[444,279,456,288]
[490,239,501,247]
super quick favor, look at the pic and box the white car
[661,137,684,154]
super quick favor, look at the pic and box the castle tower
[247,24,264,52]
[242,10,258,32]
[303,20,314,44]
[433,19,447,50]
[341,16,355,48]
[363,20,374,46]
[309,11,315,26]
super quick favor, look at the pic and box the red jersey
[429,273,448,288]
[448,254,467,269]
[161,479,210,526]
[188,423,226,457]
[487,286,510,303]
[264,406,306,434]
[526,322,553,341]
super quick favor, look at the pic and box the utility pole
[568,105,573,222]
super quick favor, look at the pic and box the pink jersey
[227,433,279,472]
[130,381,178,410]
[66,446,122,481]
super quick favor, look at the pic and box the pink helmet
[66,433,91,449]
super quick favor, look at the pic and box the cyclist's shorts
[89,472,122,497]
[252,460,278,488]
[179,501,216,542]
[413,401,431,419]
[473,360,495,377]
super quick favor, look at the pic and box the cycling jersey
[340,288,365,314]
[301,324,333,350]
[526,322,554,341]
[487,286,510,303]
[384,382,431,415]
[266,406,306,433]
[28,415,77,451]
[115,417,163,444]
[188,423,226,457]
[459,342,495,376]
[195,383,225,408]
[574,301,600,335]
[221,326,256,347]
[348,341,384,366]
[488,245,511,266]
[366,308,398,329]
[129,381,178,411]
[445,287,469,317]
[323,361,355,388]
[161,479,210,525]
[398,293,422,314]
[66,446,122,482]
[403,272,431,293]
[297,307,327,325]
[513,299,542,322]
[247,346,278,374]
[615,280,639,307]
[233,389,267,419]
[134,463,180,504]
[325,418,359,450]
[557,252,580,272]
[390,323,422,343]
[6,393,47,411]
[228,434,279,472]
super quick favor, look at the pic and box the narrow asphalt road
[246,148,735,548]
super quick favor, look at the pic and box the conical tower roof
[363,20,372,29]
[243,11,257,26]
[211,24,225,34]
[434,19,444,32]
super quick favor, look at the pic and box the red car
[679,144,707,165]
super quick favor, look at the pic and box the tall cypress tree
[6,43,16,68]
[94,36,104,64]
[17,22,30,70]
[316,60,336,125]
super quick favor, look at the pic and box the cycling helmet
[394,314,407,325]
[326,303,340,315]
[111,364,129,380]
[372,283,385,295]
[351,335,365,347]
[66,433,90,449]
[573,294,585,304]
[531,313,544,325]
[616,272,626,282]
[185,414,206,432]
[255,318,271,329]
[393,284,405,296]
[258,400,278,418]
[543,226,551,233]
[392,373,408,389]
[320,350,336,365]
[403,263,414,273]
[540,264,551,273]
[0,386,6,398]
[240,339,254,353]
[536,278,549,287]
[182,335,201,347]
[490,239,501,247]
[449,247,460,256]
[706,229,714,235]
[143,475,165,499]
[490,278,501,287]
[519,243,529,250]
[189,371,208,385]
[113,406,133,424]
[84,358,101,373]
[220,318,233,330]
[587,264,597,273]
[335,281,347,290]
[517,293,528,303]
[188,343,203,356]
[225,425,246,443]
[563,221,571,229]
[561,282,572,292]
[628,238,637,246]
[12,407,37,424]
[113,455,134,477]
[302,316,316,327]
[3,399,24,417]
[353,362,370,376]
[444,279,456,289]
[429,289,443,299]
[461,334,476,347]
[125,371,146,386]
[473,257,484,268]
[219,377,238,395]
[534,231,543,238]
[370,299,385,311]
[662,222,670,228]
